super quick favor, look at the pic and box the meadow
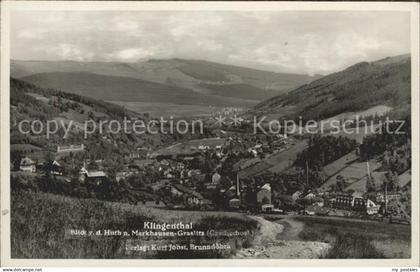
[11,190,258,259]
[109,101,251,118]
[293,216,411,258]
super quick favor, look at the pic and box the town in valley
[8,9,413,259]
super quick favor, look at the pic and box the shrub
[323,232,384,259]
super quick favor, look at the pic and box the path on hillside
[248,216,284,244]
[234,216,330,259]
[275,218,304,241]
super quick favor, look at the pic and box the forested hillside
[256,54,411,121]
[10,78,212,177]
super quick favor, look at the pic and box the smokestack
[306,160,309,186]
[384,181,388,213]
[366,161,371,178]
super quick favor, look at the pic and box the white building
[366,199,379,215]
[20,157,36,173]
[212,172,221,184]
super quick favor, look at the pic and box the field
[11,144,42,153]
[321,105,393,128]
[26,92,50,103]
[265,140,308,174]
[398,170,411,188]
[345,170,387,192]
[155,137,227,157]
[233,139,308,179]
[24,89,111,125]
[11,190,258,259]
[321,151,358,178]
[319,158,381,192]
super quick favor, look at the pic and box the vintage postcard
[1,1,419,267]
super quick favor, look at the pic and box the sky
[11,10,411,75]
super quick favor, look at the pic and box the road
[262,213,410,226]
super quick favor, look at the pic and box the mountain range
[11,54,411,119]
[11,58,318,107]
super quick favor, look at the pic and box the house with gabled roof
[257,183,272,205]
[20,157,36,173]
[79,166,107,184]
[170,184,209,209]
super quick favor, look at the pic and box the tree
[127,173,146,189]
[296,197,313,210]
[88,111,95,120]
[43,151,56,176]
[336,175,346,192]
[294,135,357,170]
[261,196,270,205]
[277,195,296,210]
[382,171,399,192]
[95,177,115,200]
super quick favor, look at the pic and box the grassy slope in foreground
[294,216,411,258]
[11,190,258,259]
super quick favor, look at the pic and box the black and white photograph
[0,1,419,267]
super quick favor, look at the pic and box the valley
[9,54,412,259]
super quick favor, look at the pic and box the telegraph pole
[366,160,372,191]
[384,181,388,214]
[236,173,240,197]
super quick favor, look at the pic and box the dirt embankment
[235,216,330,259]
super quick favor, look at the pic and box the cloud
[114,20,139,32]
[38,43,94,61]
[107,48,156,61]
[36,13,66,24]
[17,30,38,39]
[10,10,410,75]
